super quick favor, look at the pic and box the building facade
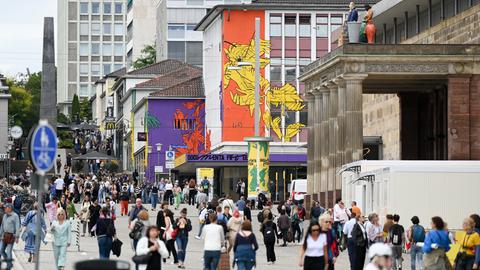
[57,0,127,114]
[0,75,10,177]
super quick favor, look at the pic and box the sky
[0,0,57,76]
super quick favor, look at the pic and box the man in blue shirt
[347,2,358,22]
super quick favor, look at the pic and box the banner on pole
[246,137,271,199]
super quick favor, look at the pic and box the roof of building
[149,76,204,98]
[195,0,380,30]
[106,67,127,78]
[135,65,202,89]
[127,59,185,76]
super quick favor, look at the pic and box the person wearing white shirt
[54,176,65,198]
[201,213,225,270]
[343,213,358,270]
[135,226,169,270]
[299,222,329,270]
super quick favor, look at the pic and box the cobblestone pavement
[12,204,411,270]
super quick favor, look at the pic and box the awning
[73,151,117,161]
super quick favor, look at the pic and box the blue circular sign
[30,121,58,174]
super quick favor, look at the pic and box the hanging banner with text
[246,137,271,199]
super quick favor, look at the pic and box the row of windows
[167,41,202,66]
[80,2,123,15]
[270,14,343,38]
[79,43,124,56]
[173,119,196,130]
[167,23,197,39]
[79,22,124,36]
[79,63,119,76]
[168,0,242,6]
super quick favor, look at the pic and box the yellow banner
[196,168,214,185]
[247,139,270,198]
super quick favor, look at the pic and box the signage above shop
[186,154,248,162]
[137,132,147,141]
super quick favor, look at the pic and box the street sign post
[165,151,175,161]
[165,151,175,179]
[29,120,57,270]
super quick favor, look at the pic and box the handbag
[132,252,152,265]
[112,238,123,257]
[219,242,230,270]
[3,232,15,245]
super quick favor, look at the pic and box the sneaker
[267,262,272,265]
[194,235,201,240]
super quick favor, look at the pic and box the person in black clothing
[260,212,278,264]
[95,207,115,259]
[88,198,101,236]
[163,208,178,264]
[244,200,252,222]
[351,216,367,270]
[156,203,168,240]
[175,208,192,269]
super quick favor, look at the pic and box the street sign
[10,126,23,139]
[165,151,175,161]
[165,161,175,169]
[30,120,58,175]
[154,166,163,173]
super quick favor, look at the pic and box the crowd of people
[0,167,479,270]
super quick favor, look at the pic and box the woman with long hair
[88,198,101,237]
[163,208,178,265]
[233,220,258,270]
[135,226,169,270]
[95,206,115,259]
[423,216,451,270]
[319,214,339,270]
[299,221,329,270]
[175,208,192,269]
[260,212,278,264]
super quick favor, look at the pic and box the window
[186,24,196,31]
[104,3,111,14]
[80,23,89,35]
[174,118,196,130]
[91,64,100,75]
[103,23,112,35]
[186,41,202,65]
[103,64,111,75]
[168,24,185,39]
[316,16,328,38]
[102,43,111,56]
[114,23,124,35]
[79,64,88,75]
[285,15,296,37]
[330,16,343,32]
[285,66,296,82]
[92,2,100,13]
[114,44,124,56]
[270,66,282,84]
[79,43,89,56]
[115,3,123,14]
[80,2,89,14]
[168,41,185,60]
[79,84,89,97]
[91,23,100,35]
[299,15,311,37]
[91,43,100,55]
[270,15,282,37]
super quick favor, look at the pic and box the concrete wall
[156,0,168,62]
[127,0,157,69]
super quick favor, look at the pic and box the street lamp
[155,143,162,182]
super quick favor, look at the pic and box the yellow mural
[224,38,306,142]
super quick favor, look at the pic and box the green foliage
[58,130,73,149]
[133,44,156,70]
[73,160,84,172]
[71,94,80,122]
[103,161,120,173]
[57,112,71,124]
[80,98,92,121]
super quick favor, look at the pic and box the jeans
[392,245,403,270]
[455,255,475,270]
[197,223,205,237]
[347,238,356,270]
[176,234,189,262]
[98,236,113,259]
[236,260,255,270]
[150,193,158,209]
[0,241,13,270]
[411,245,424,270]
[203,250,221,270]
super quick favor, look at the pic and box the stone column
[306,91,315,195]
[447,75,471,159]
[40,17,57,130]
[334,77,346,195]
[344,74,367,163]
[326,81,338,207]
[320,86,330,207]
[313,88,323,196]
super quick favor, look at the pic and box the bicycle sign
[30,120,58,175]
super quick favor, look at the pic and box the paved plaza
[11,203,412,270]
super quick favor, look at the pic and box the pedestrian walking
[201,213,225,270]
[66,197,78,220]
[291,207,302,243]
[188,179,197,206]
[174,183,182,210]
[277,209,291,247]
[260,212,278,264]
[343,212,357,270]
[88,198,101,237]
[163,208,178,265]
[454,217,480,270]
[365,243,394,270]
[51,208,71,270]
[299,221,329,270]
[333,198,351,247]
[150,183,159,211]
[310,201,325,223]
[195,202,208,239]
[244,201,252,222]
[135,226,169,270]
[21,203,46,263]
[196,188,208,207]
[227,209,243,252]
[155,203,167,240]
[233,220,258,270]
[319,213,339,270]
[79,195,91,237]
[96,207,116,259]
[175,208,192,268]
[388,214,405,270]
[130,210,150,250]
[45,197,59,225]
[367,213,384,246]
[0,203,20,270]
[129,198,147,226]
[351,215,367,270]
[164,180,174,205]
[407,216,425,270]
[423,216,452,270]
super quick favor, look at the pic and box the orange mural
[222,10,266,141]
[174,99,210,157]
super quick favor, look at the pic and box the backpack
[217,214,228,234]
[128,221,144,240]
[412,224,425,243]
[390,224,404,245]
[257,211,265,223]
[263,222,276,243]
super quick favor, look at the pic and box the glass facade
[267,12,346,143]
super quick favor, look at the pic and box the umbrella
[73,151,117,161]
[71,122,98,130]
[57,123,71,130]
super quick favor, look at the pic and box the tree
[133,44,156,70]
[80,98,92,121]
[71,94,80,123]
[8,84,34,131]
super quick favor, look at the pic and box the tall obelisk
[40,17,57,130]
